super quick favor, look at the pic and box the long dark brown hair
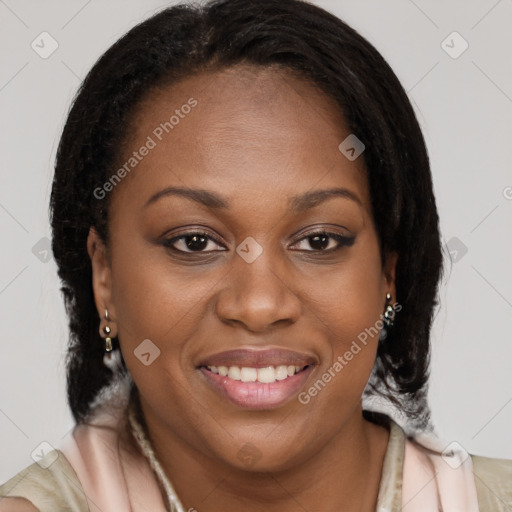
[50,0,443,430]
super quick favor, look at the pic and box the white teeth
[275,365,288,381]
[207,364,306,383]
[257,366,275,384]
[228,366,241,380]
[240,367,257,382]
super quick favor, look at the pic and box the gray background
[1,0,511,480]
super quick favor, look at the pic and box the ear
[382,250,398,302]
[87,227,116,321]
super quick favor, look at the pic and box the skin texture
[87,65,398,511]
[0,498,39,511]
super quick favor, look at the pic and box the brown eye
[163,231,226,253]
[292,231,355,252]
[309,233,330,250]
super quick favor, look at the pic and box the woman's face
[89,65,397,471]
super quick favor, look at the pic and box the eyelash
[162,230,355,254]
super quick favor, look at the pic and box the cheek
[304,238,385,390]
[108,237,223,378]
[110,237,216,331]
[329,266,384,350]
[109,250,211,423]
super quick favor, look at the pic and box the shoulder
[0,450,88,512]
[401,425,512,511]
[0,497,39,512]
[471,454,512,511]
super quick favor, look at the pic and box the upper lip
[197,348,318,369]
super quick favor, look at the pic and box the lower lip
[199,366,314,410]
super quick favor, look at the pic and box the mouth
[196,348,317,410]
[204,363,309,383]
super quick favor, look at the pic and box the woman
[1,0,510,510]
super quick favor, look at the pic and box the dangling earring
[379,293,396,342]
[99,309,123,371]
[100,309,113,352]
[383,293,396,327]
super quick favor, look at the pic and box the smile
[199,363,314,410]
[206,364,307,383]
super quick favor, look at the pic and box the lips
[197,348,317,369]
[196,348,317,410]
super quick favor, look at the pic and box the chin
[206,433,314,474]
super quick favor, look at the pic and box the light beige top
[1,397,511,511]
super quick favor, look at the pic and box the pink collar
[59,401,479,511]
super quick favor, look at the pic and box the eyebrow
[144,186,362,210]
[289,187,363,211]
[145,187,229,209]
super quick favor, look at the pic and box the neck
[135,400,389,512]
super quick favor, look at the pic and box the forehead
[111,64,370,216]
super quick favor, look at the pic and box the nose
[215,250,302,333]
